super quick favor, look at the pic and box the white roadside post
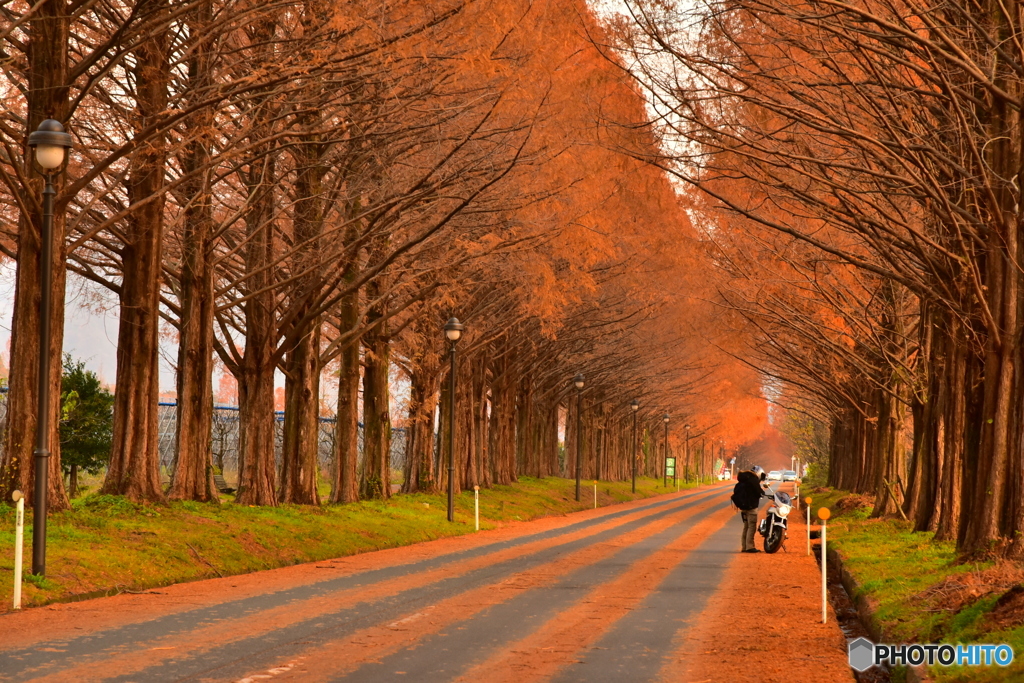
[804,496,812,555]
[593,481,597,509]
[819,507,832,624]
[12,490,24,609]
[474,486,480,531]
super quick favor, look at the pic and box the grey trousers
[740,509,759,551]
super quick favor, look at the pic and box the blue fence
[155,401,406,478]
[0,388,407,482]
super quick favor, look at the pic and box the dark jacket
[731,471,762,511]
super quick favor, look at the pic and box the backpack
[731,480,760,510]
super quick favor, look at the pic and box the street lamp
[443,317,464,522]
[27,119,72,577]
[662,414,669,488]
[573,374,585,502]
[684,424,691,483]
[630,399,639,493]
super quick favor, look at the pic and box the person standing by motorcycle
[731,466,766,553]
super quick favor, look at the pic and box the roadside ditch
[802,487,1024,683]
[813,539,893,682]
[813,534,934,683]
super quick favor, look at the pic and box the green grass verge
[0,475,712,612]
[807,487,1024,682]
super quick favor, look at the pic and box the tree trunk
[955,332,990,549]
[870,386,906,518]
[401,365,438,494]
[462,361,480,489]
[566,393,578,483]
[474,361,490,488]
[514,379,531,480]
[331,319,360,503]
[234,152,278,506]
[934,329,967,542]
[279,325,321,504]
[329,213,361,504]
[870,281,908,518]
[170,250,217,502]
[169,0,217,503]
[437,379,450,490]
[102,5,170,501]
[0,0,71,511]
[401,376,422,494]
[360,328,391,500]
[331,331,360,503]
[235,354,277,506]
[278,123,328,505]
[908,309,943,531]
[170,219,217,501]
[959,10,1023,554]
[488,363,517,486]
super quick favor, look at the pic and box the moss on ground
[0,475,709,611]
[809,487,1024,681]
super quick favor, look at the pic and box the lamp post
[684,424,691,483]
[443,317,464,522]
[27,119,72,577]
[662,414,669,488]
[574,374,585,502]
[700,437,705,481]
[630,399,639,493]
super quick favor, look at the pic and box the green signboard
[665,457,676,477]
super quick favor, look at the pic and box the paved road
[0,484,742,682]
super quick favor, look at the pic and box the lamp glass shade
[573,374,585,390]
[35,144,65,169]
[663,414,670,423]
[685,424,691,430]
[28,120,72,169]
[630,400,639,412]
[443,317,464,342]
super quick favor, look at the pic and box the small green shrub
[76,494,144,515]
[24,573,57,591]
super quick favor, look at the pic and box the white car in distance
[767,470,783,481]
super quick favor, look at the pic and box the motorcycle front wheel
[764,523,784,553]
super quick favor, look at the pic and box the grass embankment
[808,488,1024,682]
[0,476,709,612]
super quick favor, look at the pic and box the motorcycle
[757,485,793,553]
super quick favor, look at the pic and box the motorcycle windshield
[776,492,791,505]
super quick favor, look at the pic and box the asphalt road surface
[0,484,756,682]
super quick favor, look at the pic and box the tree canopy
[0,0,767,512]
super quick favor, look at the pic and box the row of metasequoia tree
[0,0,768,510]
[614,0,1024,555]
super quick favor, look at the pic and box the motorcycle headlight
[777,504,791,516]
